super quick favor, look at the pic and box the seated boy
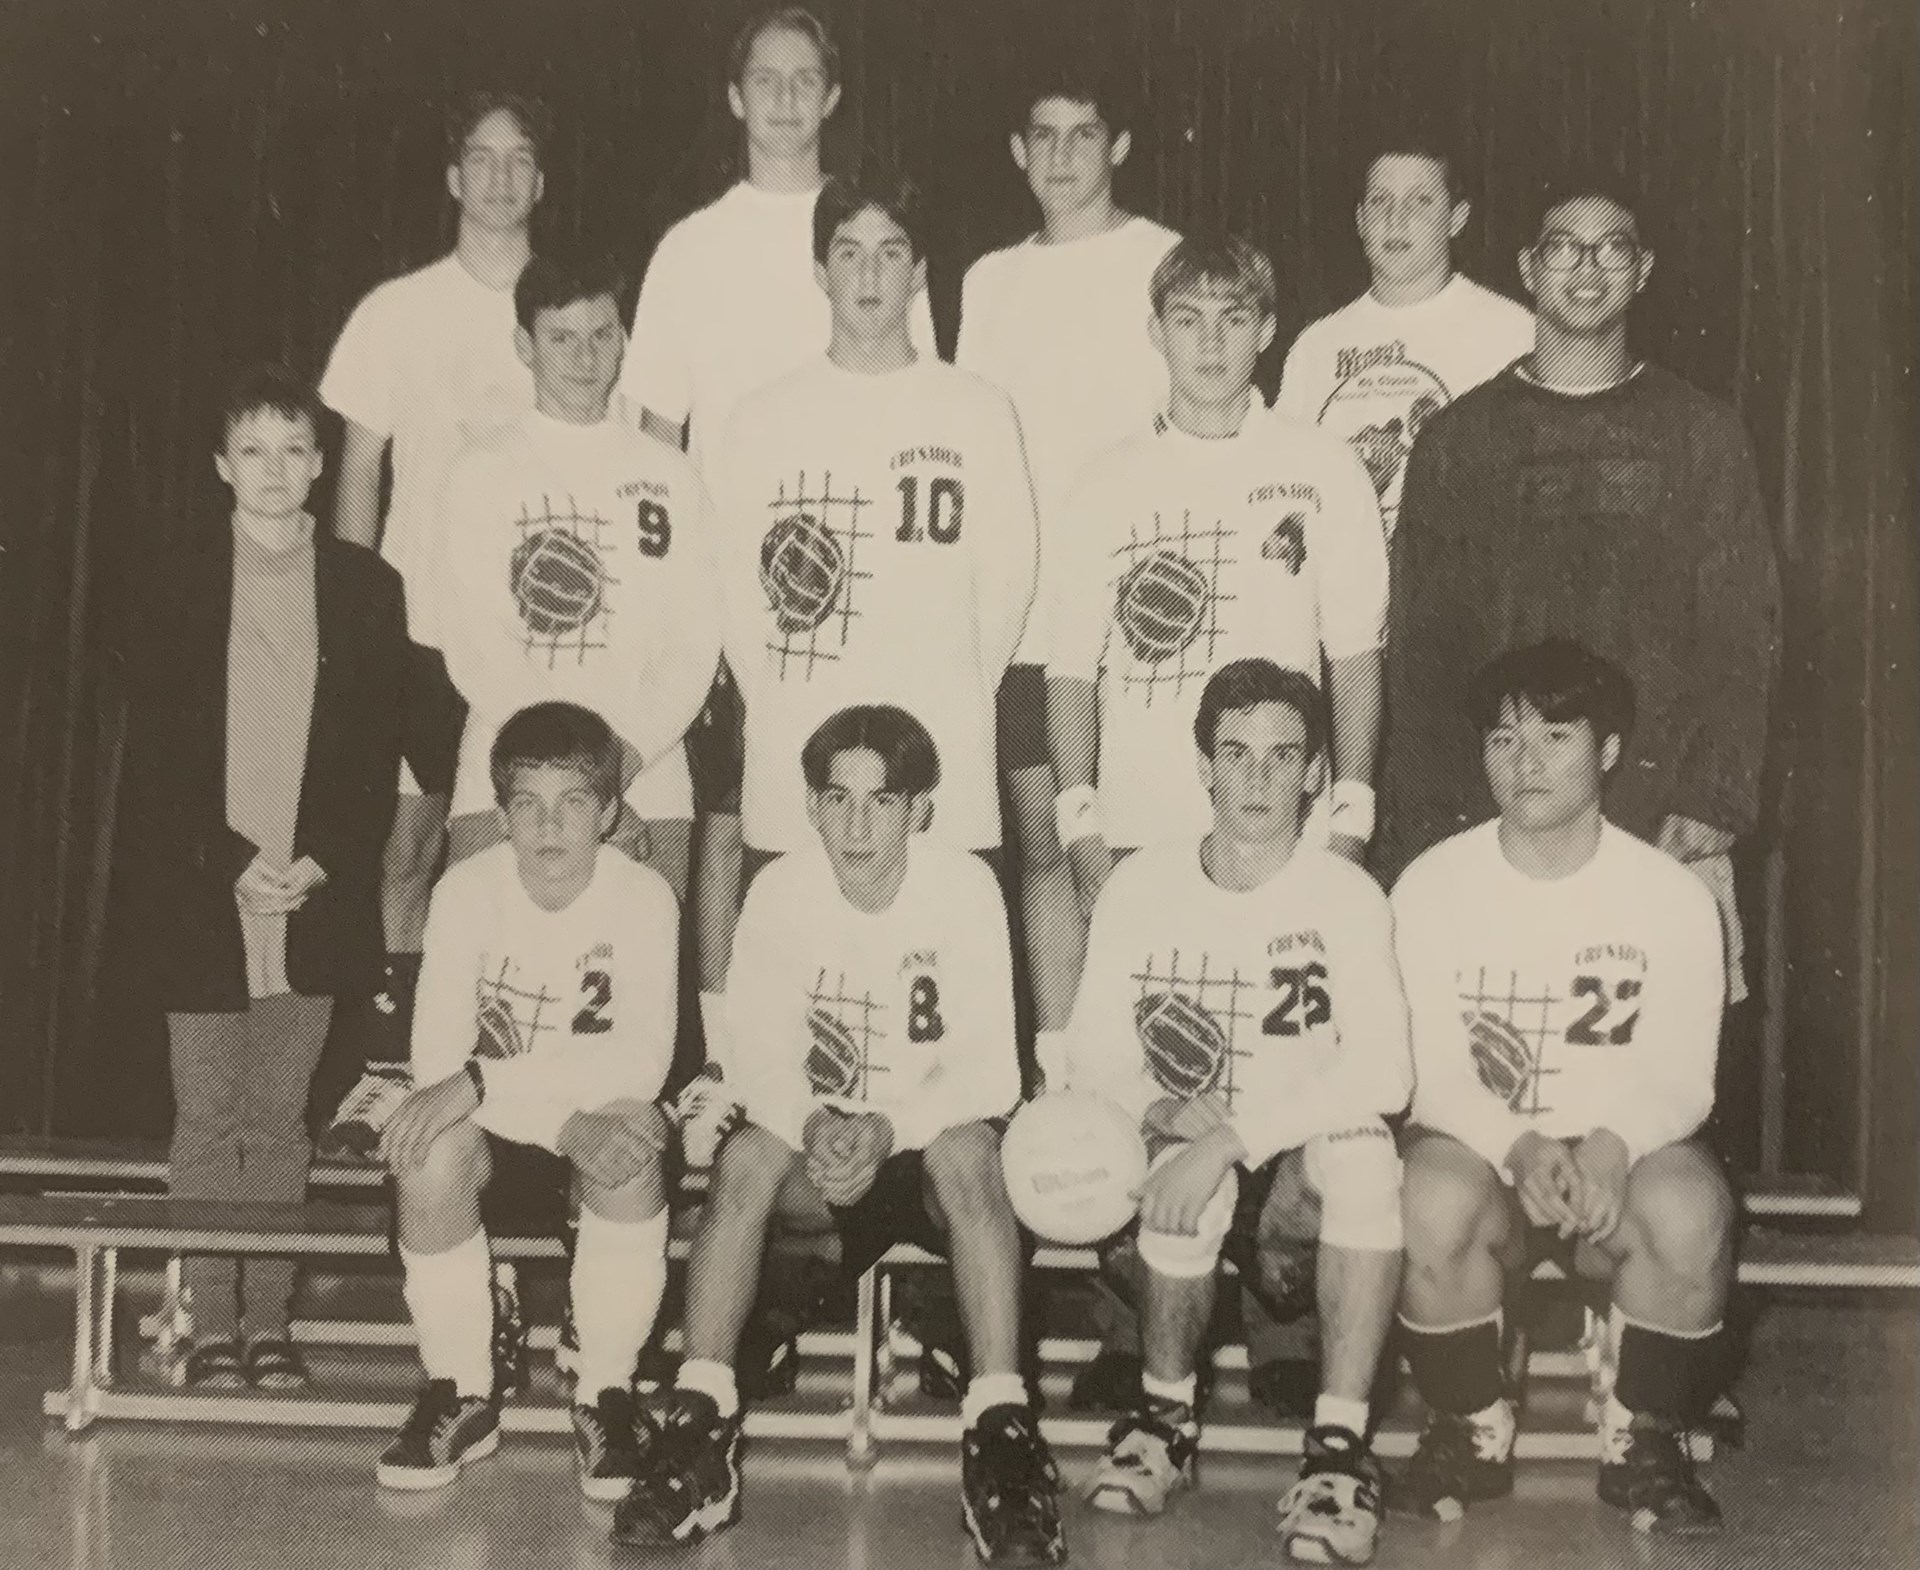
[613,704,1064,1566]
[1066,658,1410,1566]
[1390,639,1731,1536]
[377,701,678,1499]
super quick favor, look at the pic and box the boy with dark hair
[433,248,719,896]
[1067,657,1409,1564]
[1391,638,1732,1536]
[956,53,1179,1055]
[1379,182,1781,1008]
[377,701,678,1499]
[119,364,411,1388]
[614,706,1063,1566]
[1276,137,1533,537]
[318,88,547,1150]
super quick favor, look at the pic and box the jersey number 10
[896,476,964,544]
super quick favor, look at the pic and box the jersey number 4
[896,476,964,544]
[1565,975,1641,1045]
[1263,962,1331,1037]
[573,970,614,1034]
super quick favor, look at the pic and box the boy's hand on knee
[381,1069,480,1172]
[1139,1127,1241,1237]
[1507,1132,1582,1235]
[558,1106,666,1190]
[1571,1130,1631,1240]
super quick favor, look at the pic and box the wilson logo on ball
[805,1005,862,1098]
[761,513,846,634]
[1134,991,1229,1099]
[510,527,606,636]
[1115,550,1209,664]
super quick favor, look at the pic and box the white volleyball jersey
[1065,840,1410,1167]
[320,254,533,637]
[1392,821,1724,1173]
[726,842,1020,1154]
[715,355,1038,852]
[1275,275,1533,536]
[436,411,719,819]
[1048,410,1386,848]
[412,844,679,1151]
[617,181,937,477]
[956,215,1180,662]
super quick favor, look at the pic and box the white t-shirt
[320,254,533,635]
[1066,840,1410,1167]
[1049,410,1386,848]
[715,355,1038,853]
[956,215,1181,663]
[727,842,1020,1153]
[1392,821,1724,1174]
[436,411,719,820]
[1275,275,1534,535]
[412,844,679,1152]
[617,181,938,477]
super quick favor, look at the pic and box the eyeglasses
[1532,233,1640,272]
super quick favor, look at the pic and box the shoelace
[398,1386,464,1450]
[1414,1414,1482,1481]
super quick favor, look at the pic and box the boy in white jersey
[1275,137,1533,538]
[377,703,677,1501]
[1068,659,1408,1565]
[715,168,1037,878]
[1391,640,1731,1537]
[613,707,1065,1565]
[435,250,719,898]
[317,92,545,1149]
[956,57,1179,1049]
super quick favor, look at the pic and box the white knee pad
[1304,1121,1404,1252]
[1136,1147,1239,1279]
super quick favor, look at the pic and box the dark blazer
[116,528,417,1012]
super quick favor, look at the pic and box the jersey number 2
[1565,975,1641,1045]
[896,476,964,544]
[573,970,613,1034]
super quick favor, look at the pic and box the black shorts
[996,662,1051,774]
[740,844,1010,905]
[686,660,745,817]
[827,1115,1014,1279]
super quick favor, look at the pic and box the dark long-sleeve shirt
[1378,363,1780,884]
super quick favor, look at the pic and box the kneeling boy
[378,701,678,1499]
[613,704,1064,1566]
[1067,659,1410,1566]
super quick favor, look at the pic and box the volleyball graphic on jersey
[1465,1010,1536,1112]
[510,526,605,636]
[475,991,526,1060]
[760,513,846,634]
[1114,549,1209,664]
[1000,1090,1148,1245]
[805,1005,862,1099]
[1135,991,1229,1099]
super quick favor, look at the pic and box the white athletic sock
[401,1231,493,1399]
[962,1372,1028,1427]
[569,1206,669,1399]
[678,1357,739,1419]
[1142,1370,1198,1409]
[1314,1394,1369,1439]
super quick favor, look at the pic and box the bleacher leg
[873,1269,896,1415]
[93,1248,118,1389]
[65,1243,100,1433]
[849,1266,878,1470]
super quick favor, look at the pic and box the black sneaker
[376,1379,500,1490]
[1392,1405,1515,1522]
[1599,1414,1723,1536]
[573,1385,641,1502]
[609,1389,743,1547]
[1277,1425,1385,1565]
[1067,1347,1143,1412]
[960,1403,1066,1566]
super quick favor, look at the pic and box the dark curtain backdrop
[3,0,1914,1221]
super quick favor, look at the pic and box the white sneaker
[1085,1412,1196,1516]
[1277,1426,1383,1565]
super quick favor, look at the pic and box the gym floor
[0,1281,1911,1570]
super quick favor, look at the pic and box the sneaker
[182,1337,246,1390]
[376,1379,500,1491]
[573,1386,641,1502]
[1599,1413,1723,1536]
[1276,1426,1384,1565]
[610,1389,743,1546]
[1393,1403,1515,1522]
[244,1334,312,1392]
[1085,1410,1196,1516]
[960,1403,1066,1566]
[1068,1347,1143,1412]
[318,1064,410,1161]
